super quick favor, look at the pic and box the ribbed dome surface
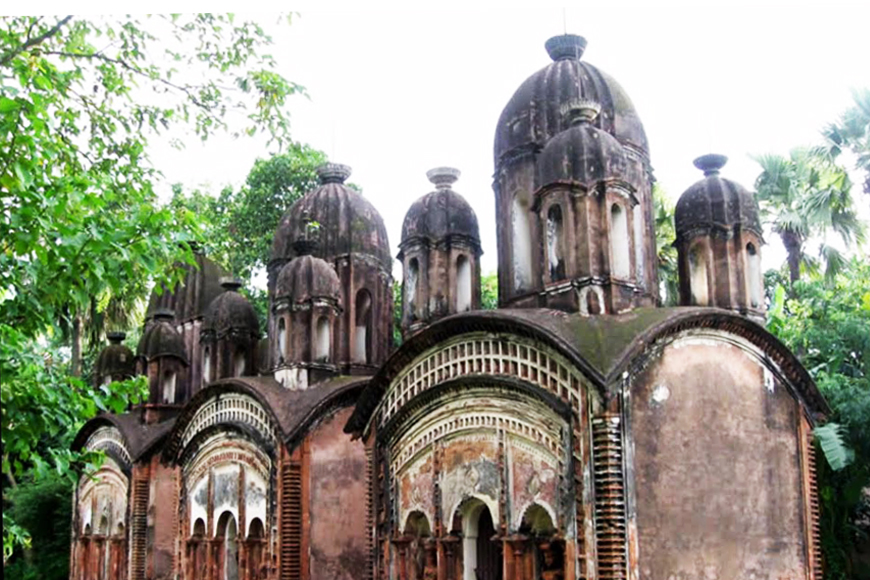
[495,35,648,166]
[675,155,762,238]
[271,164,391,269]
[202,282,260,336]
[401,168,480,246]
[145,250,227,323]
[275,255,342,304]
[137,315,188,362]
[537,121,628,187]
[94,333,135,383]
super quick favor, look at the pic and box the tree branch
[0,15,73,67]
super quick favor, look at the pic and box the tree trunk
[780,230,803,284]
[71,314,83,377]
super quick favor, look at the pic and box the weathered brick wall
[629,335,807,579]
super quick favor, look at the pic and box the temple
[71,34,826,580]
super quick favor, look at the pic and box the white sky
[16,2,870,280]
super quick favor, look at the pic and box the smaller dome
[94,332,135,384]
[202,278,260,336]
[401,167,481,247]
[675,154,762,239]
[536,100,628,188]
[275,255,342,305]
[137,310,188,363]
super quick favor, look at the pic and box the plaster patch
[651,384,670,405]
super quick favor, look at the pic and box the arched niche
[203,347,212,385]
[315,315,331,362]
[456,255,472,312]
[277,317,287,362]
[511,195,533,292]
[233,350,245,377]
[610,203,630,279]
[747,242,762,308]
[406,258,419,319]
[404,511,432,537]
[689,244,709,306]
[162,369,177,404]
[519,503,556,536]
[546,204,565,281]
[354,289,373,364]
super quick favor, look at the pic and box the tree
[825,88,870,202]
[481,272,499,310]
[653,184,678,306]
[170,143,327,283]
[754,148,864,283]
[767,259,870,579]
[1,13,302,560]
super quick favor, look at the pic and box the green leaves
[814,423,855,471]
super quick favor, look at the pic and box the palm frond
[813,423,855,471]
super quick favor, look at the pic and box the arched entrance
[216,512,239,580]
[454,498,502,580]
[518,504,562,580]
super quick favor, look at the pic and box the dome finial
[316,162,352,184]
[545,34,587,61]
[107,331,126,344]
[561,98,601,125]
[426,167,461,190]
[153,308,175,322]
[220,277,243,292]
[693,154,728,177]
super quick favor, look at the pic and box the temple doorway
[456,498,502,580]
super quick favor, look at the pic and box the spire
[219,277,243,292]
[107,331,126,345]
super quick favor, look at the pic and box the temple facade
[71,34,826,580]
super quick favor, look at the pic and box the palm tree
[824,88,870,202]
[754,148,865,284]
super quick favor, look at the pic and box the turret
[200,278,260,383]
[93,332,135,387]
[399,167,482,338]
[674,154,765,321]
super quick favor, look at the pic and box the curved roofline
[164,375,369,461]
[72,412,176,464]
[345,307,828,435]
[162,379,285,463]
[345,309,609,435]
[72,415,130,454]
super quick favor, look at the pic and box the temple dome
[94,332,135,384]
[536,100,629,188]
[401,167,480,247]
[275,255,342,305]
[675,154,762,239]
[271,163,392,270]
[137,310,188,363]
[202,279,260,337]
[495,34,648,167]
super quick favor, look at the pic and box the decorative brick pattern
[593,414,627,580]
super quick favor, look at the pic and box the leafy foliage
[4,473,74,580]
[481,272,498,310]
[1,13,302,560]
[653,184,678,306]
[754,148,864,283]
[767,259,870,578]
[825,88,870,198]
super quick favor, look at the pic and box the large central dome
[494,34,648,166]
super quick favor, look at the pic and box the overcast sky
[21,3,870,279]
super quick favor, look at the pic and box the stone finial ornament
[560,98,601,125]
[693,154,729,177]
[152,308,175,322]
[426,167,461,190]
[316,163,352,185]
[219,277,243,292]
[107,331,126,344]
[545,34,587,61]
